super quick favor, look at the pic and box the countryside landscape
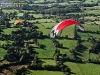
[0,0,100,75]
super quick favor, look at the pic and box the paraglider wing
[50,19,84,38]
[14,20,23,25]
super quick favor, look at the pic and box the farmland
[0,0,100,75]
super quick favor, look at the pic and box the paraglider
[14,20,23,25]
[50,19,84,38]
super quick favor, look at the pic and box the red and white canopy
[50,19,84,38]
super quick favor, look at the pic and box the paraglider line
[59,30,63,37]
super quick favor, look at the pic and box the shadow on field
[33,50,39,54]
[60,46,69,49]
[56,37,75,40]
[76,45,88,57]
[40,44,46,49]
[77,45,88,53]
[40,60,45,64]
[70,72,76,75]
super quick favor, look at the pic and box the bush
[28,64,43,70]
[14,67,28,75]
[44,65,56,71]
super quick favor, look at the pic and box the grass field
[17,13,23,16]
[42,59,56,65]
[0,35,98,74]
[35,22,56,35]
[0,48,7,59]
[65,62,100,75]
[27,59,100,75]
[78,24,100,40]
[84,0,98,4]
[27,70,65,75]
[2,9,18,13]
[1,22,100,60]
[34,39,55,58]
[2,28,19,34]
[1,2,100,75]
[78,63,100,75]
[0,41,7,59]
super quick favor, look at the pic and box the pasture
[65,62,100,75]
[27,70,65,75]
[0,41,7,59]
[1,17,100,75]
[0,48,7,59]
[0,0,100,75]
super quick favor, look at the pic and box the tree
[53,48,60,57]
[33,38,38,45]
[5,21,10,28]
[54,52,60,61]
[73,25,77,39]
[27,46,34,54]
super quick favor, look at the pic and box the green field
[0,48,7,59]
[27,70,65,75]
[65,62,100,75]
[1,19,100,75]
[0,41,7,59]
[0,0,100,75]
[26,60,100,75]
[2,28,19,34]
